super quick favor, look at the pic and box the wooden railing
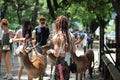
[102,55,120,80]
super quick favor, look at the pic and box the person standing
[1,18,14,80]
[12,20,32,80]
[33,16,50,54]
[88,32,94,49]
[82,31,88,53]
[47,15,76,80]
[33,16,50,76]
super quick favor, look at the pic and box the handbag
[70,62,77,73]
[2,45,10,51]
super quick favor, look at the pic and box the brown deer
[71,49,94,80]
[41,41,57,79]
[15,45,46,80]
[85,49,94,78]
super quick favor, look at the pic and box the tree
[110,0,120,16]
[109,0,120,70]
[31,0,39,27]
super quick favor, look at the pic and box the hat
[39,16,46,21]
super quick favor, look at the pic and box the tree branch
[46,0,56,20]
[53,0,60,11]
[109,0,120,16]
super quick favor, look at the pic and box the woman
[47,15,75,80]
[1,19,14,80]
[12,20,32,80]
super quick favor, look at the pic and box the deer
[42,36,85,80]
[15,45,46,80]
[41,40,57,79]
[71,49,94,80]
[85,49,94,78]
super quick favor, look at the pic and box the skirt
[54,57,70,80]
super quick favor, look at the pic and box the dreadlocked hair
[55,15,70,50]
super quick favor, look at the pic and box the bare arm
[12,30,25,43]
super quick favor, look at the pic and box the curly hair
[55,15,70,50]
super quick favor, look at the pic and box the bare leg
[58,64,64,80]
[3,51,12,74]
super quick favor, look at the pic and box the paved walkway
[0,40,103,80]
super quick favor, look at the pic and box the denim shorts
[36,45,43,54]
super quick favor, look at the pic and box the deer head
[15,45,30,57]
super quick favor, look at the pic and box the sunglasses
[2,23,8,26]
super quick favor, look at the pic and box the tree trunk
[99,25,104,72]
[0,2,8,19]
[53,0,59,11]
[90,19,99,33]
[97,16,109,72]
[109,0,120,16]
[17,8,22,24]
[115,16,120,71]
[16,0,22,24]
[31,0,39,27]
[46,0,55,20]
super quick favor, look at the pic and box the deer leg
[28,74,32,80]
[76,72,78,80]
[50,64,53,79]
[89,63,93,78]
[39,75,43,80]
[84,72,85,80]
[80,73,83,80]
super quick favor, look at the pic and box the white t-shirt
[15,29,23,45]
[16,29,22,38]
[83,33,88,47]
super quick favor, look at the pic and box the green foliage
[0,0,114,31]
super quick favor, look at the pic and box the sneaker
[3,74,8,79]
[7,74,13,80]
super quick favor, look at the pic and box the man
[34,16,50,53]
[33,16,50,76]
